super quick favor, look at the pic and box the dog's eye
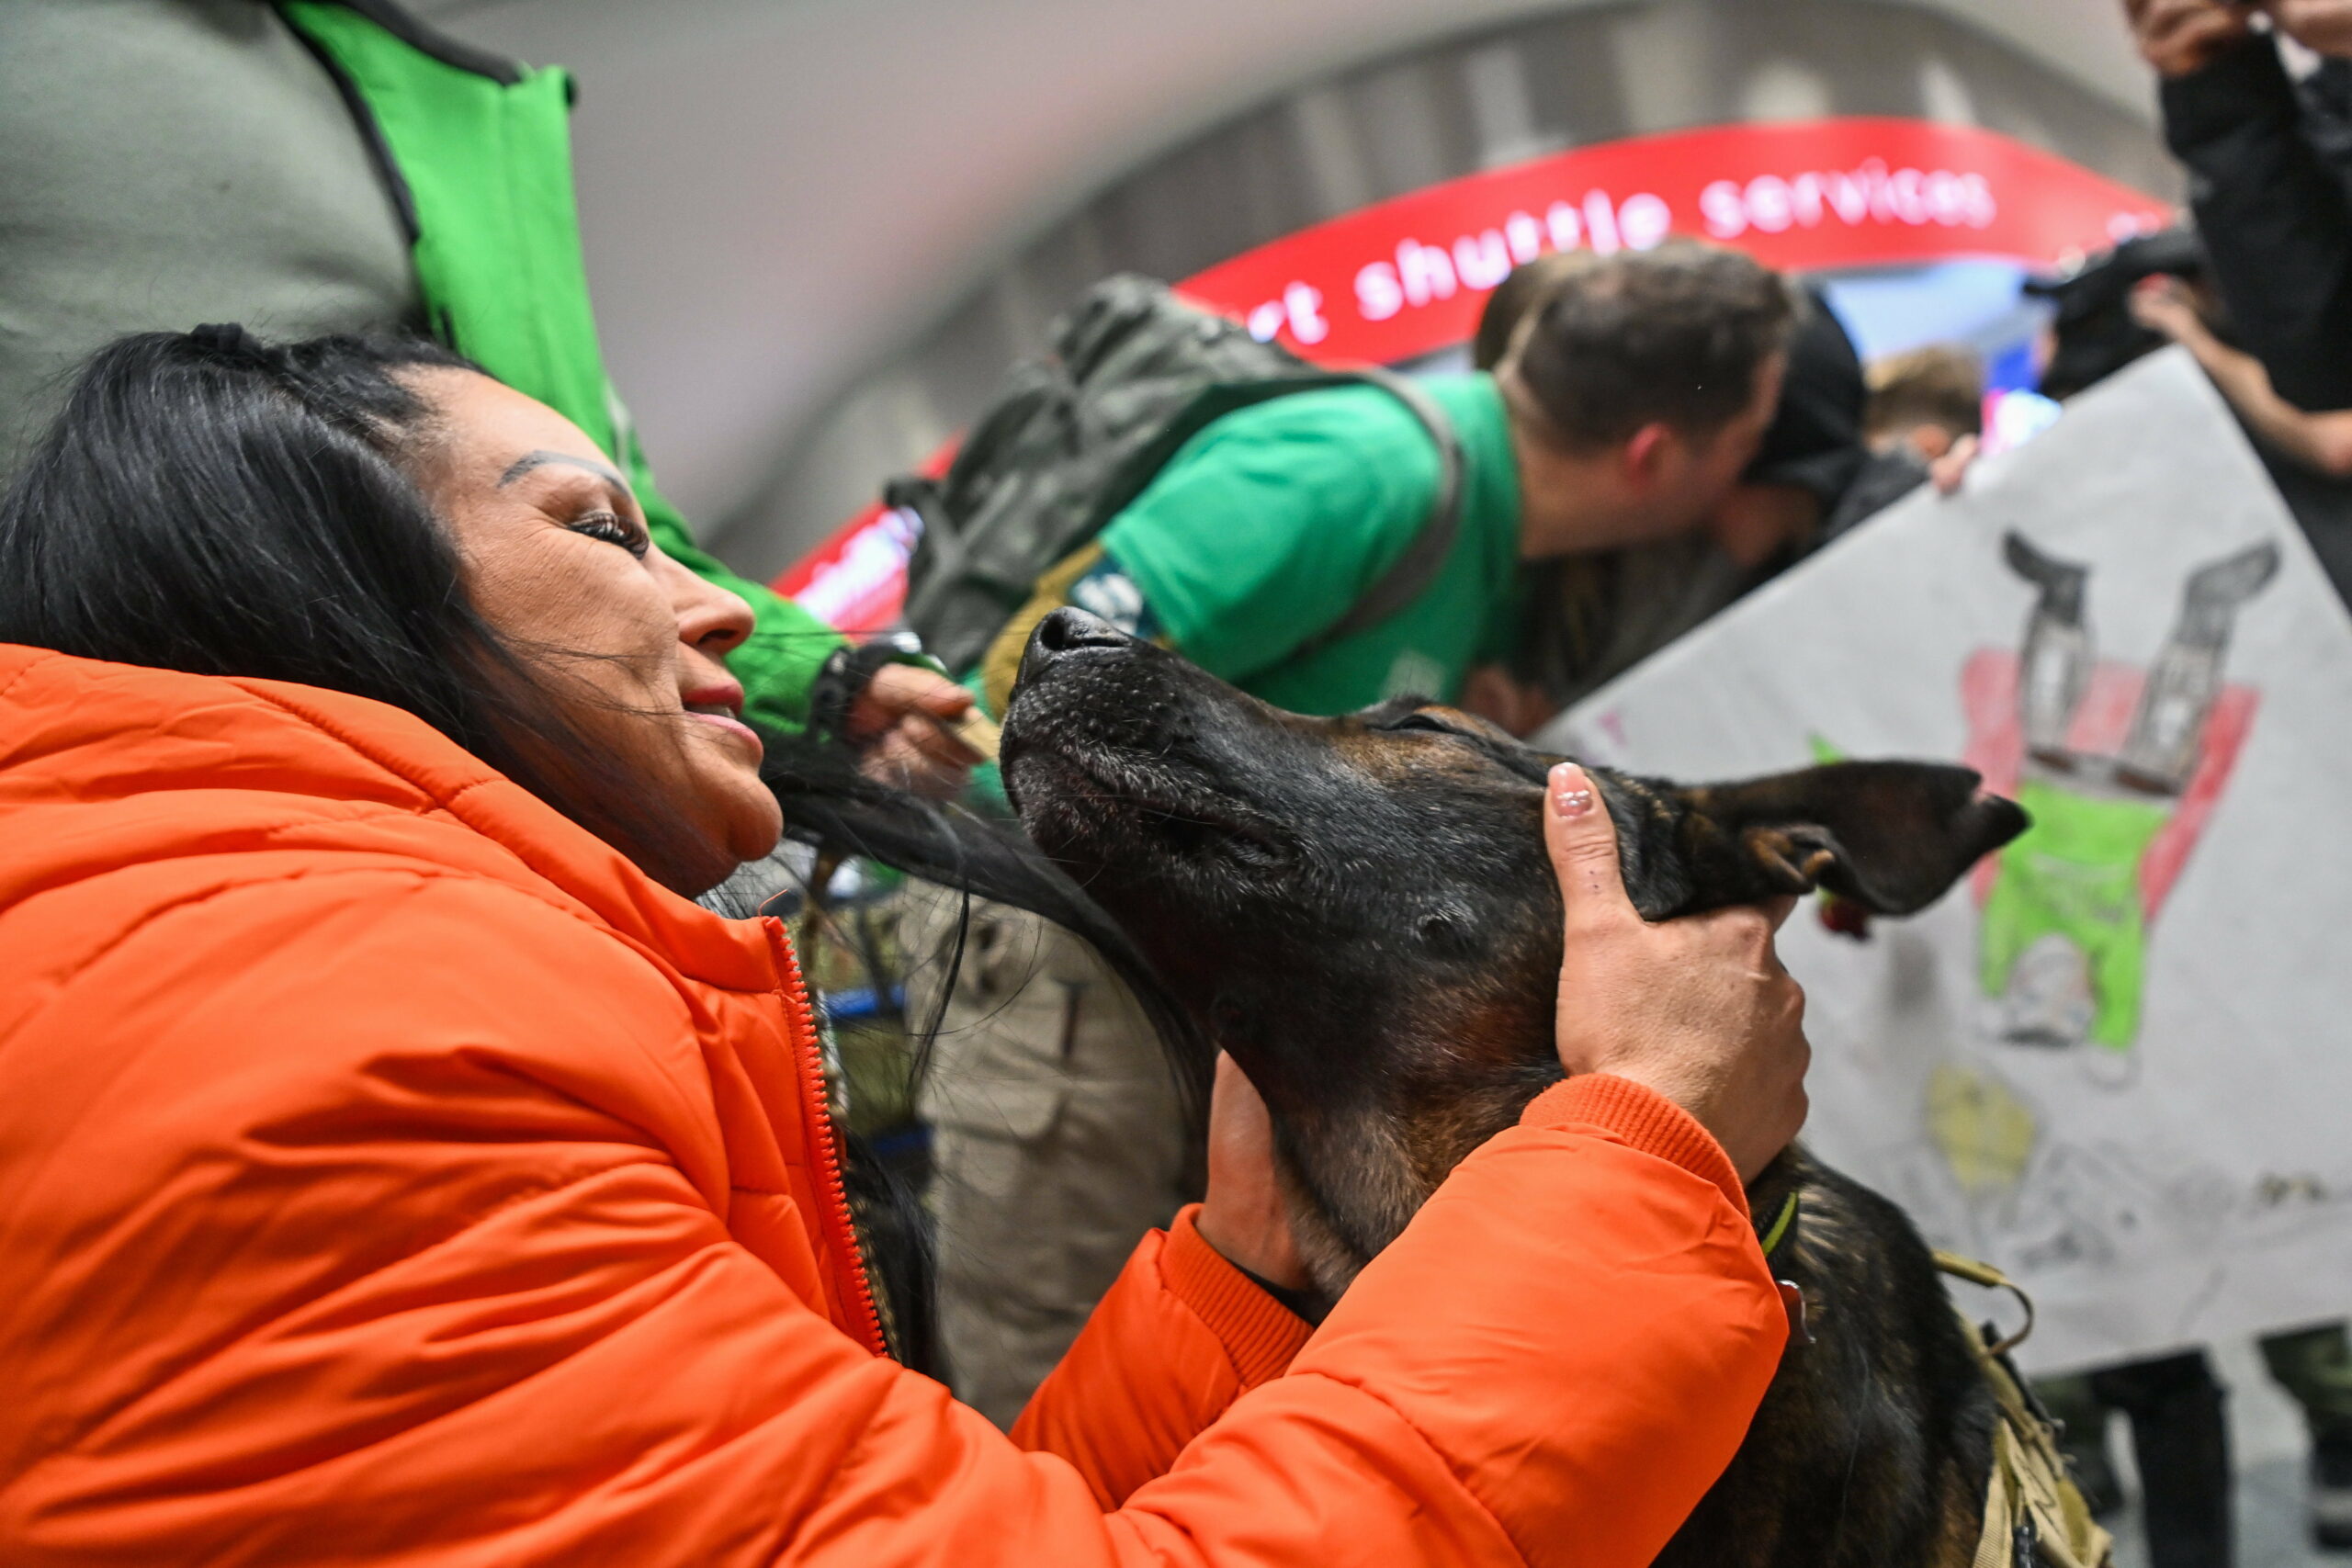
[1415,905,1479,953]
[1386,713,1465,739]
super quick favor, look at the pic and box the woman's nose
[660,550,755,657]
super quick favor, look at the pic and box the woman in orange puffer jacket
[0,329,1807,1567]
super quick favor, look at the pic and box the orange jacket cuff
[1521,1075,1750,1220]
[1159,1205,1316,1388]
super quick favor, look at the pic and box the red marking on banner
[1959,650,2256,918]
[2145,683,2257,914]
[1960,649,2024,906]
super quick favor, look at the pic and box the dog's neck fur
[1251,1056,1566,1295]
[1269,1106,1426,1295]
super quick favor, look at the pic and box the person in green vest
[915,241,1795,1427]
[0,0,976,788]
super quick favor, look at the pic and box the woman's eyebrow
[498,449,630,493]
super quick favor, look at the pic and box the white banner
[1537,349,2352,1372]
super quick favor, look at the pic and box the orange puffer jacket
[0,647,1788,1566]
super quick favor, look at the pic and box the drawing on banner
[1925,535,2282,1279]
[1537,351,2352,1370]
[1970,534,2278,1065]
[1925,1060,2038,1200]
[1816,526,2284,1224]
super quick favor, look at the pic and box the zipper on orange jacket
[763,916,888,1357]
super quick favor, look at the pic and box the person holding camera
[2128,0,2352,413]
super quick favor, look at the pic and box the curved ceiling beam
[423,0,2155,538]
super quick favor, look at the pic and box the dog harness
[1933,1252,2116,1568]
[1767,1200,2111,1566]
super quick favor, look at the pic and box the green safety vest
[277,1,843,733]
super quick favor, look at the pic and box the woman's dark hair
[757,734,1204,1079]
[0,326,711,886]
[2,328,1205,1369]
[754,730,1210,1372]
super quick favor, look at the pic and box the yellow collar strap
[1758,1190,1800,1260]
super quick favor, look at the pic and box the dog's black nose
[1035,606,1130,653]
[1030,607,1130,660]
[1016,607,1135,698]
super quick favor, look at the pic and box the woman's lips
[681,684,760,754]
[686,708,763,751]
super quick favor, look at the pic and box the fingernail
[1549,764,1595,818]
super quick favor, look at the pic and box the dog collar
[1758,1190,1800,1260]
[1761,1192,1812,1348]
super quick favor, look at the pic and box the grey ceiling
[416,0,2166,577]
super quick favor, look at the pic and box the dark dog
[1000,607,2032,1568]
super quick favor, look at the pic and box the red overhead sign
[1178,117,2170,367]
[776,116,2170,629]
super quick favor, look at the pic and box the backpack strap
[1293,365,1465,657]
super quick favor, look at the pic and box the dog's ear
[1661,761,2029,918]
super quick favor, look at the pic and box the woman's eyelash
[571,510,650,558]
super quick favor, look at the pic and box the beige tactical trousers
[899,887,1192,1428]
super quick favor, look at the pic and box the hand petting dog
[1199,1054,1313,1291]
[1202,761,1817,1283]
[1546,762,1813,1183]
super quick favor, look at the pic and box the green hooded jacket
[278,1,844,732]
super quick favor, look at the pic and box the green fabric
[2262,1321,2352,1445]
[1979,779,2171,1049]
[278,4,842,732]
[1098,372,1523,716]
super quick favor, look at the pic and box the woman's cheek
[680,725,781,860]
[737,787,785,860]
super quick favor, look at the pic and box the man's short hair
[1473,251,1601,372]
[1503,240,1796,449]
[1865,345,1984,442]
